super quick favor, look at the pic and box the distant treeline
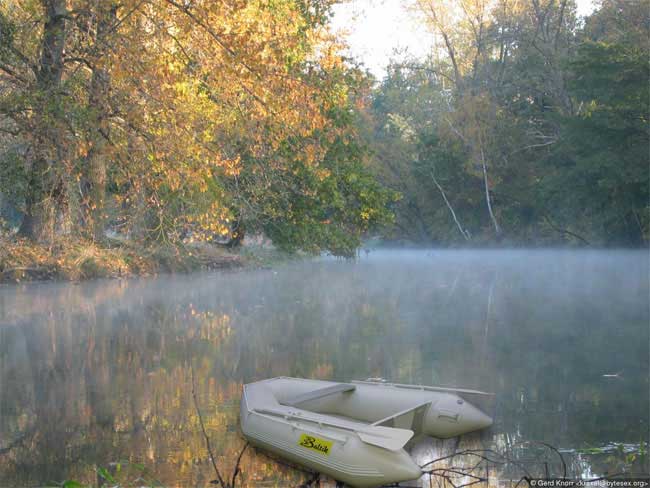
[364,0,649,247]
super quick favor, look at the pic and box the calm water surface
[1,250,648,486]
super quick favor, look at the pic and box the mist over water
[1,250,648,486]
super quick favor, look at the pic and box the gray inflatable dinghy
[240,377,492,487]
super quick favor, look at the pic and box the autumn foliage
[0,0,393,256]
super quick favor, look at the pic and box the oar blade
[357,426,414,451]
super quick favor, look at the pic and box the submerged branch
[416,442,574,488]
[190,361,227,488]
[230,442,249,488]
[189,360,249,487]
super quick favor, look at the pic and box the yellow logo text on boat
[297,434,333,456]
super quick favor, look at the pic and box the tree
[365,0,647,246]
[548,0,650,244]
[231,66,396,256]
[363,64,484,243]
[0,0,393,254]
[414,0,508,236]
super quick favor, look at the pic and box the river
[1,250,648,486]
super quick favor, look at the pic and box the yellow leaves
[315,168,331,181]
[184,199,232,240]
[166,59,184,74]
[76,144,90,159]
[222,156,242,177]
[302,142,327,167]
[61,0,357,245]
[172,80,192,96]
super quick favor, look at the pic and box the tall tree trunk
[20,146,55,241]
[430,170,470,241]
[82,4,116,241]
[19,0,67,242]
[227,219,245,247]
[478,130,500,235]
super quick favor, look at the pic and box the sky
[331,0,597,78]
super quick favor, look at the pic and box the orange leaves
[46,0,355,242]
[186,200,232,238]
[302,142,329,167]
[222,156,242,177]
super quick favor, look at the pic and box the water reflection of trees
[1,252,648,485]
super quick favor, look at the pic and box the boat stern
[375,448,423,486]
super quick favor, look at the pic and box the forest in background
[364,0,649,246]
[0,0,648,272]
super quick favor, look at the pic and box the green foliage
[255,104,396,257]
[364,65,486,243]
[61,481,85,488]
[97,466,116,484]
[0,149,26,209]
[365,0,649,246]
[46,461,162,488]
[543,31,649,244]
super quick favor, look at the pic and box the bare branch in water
[415,442,572,488]
[190,361,227,487]
[523,441,567,479]
[230,442,249,487]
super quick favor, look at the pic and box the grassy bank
[0,237,282,283]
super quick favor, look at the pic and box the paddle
[357,425,414,451]
[253,407,414,451]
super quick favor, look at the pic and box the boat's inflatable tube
[240,377,492,487]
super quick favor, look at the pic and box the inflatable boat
[240,377,493,487]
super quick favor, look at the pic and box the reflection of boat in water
[240,377,493,487]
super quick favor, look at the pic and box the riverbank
[0,237,290,283]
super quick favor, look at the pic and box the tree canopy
[364,0,649,246]
[0,0,647,255]
[0,0,393,256]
